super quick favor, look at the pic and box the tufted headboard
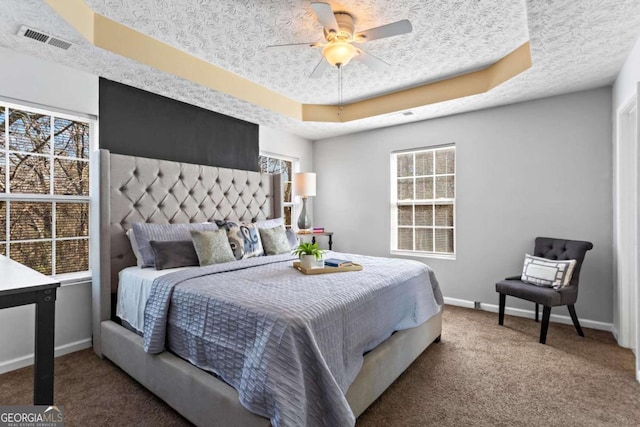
[93,149,281,354]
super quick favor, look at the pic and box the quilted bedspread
[143,252,443,427]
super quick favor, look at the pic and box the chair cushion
[495,279,562,306]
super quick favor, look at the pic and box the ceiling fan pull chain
[338,65,344,117]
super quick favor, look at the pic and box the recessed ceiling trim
[46,0,531,124]
[305,42,532,123]
[45,0,302,120]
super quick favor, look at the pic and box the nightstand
[297,231,334,250]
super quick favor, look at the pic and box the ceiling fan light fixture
[322,40,357,67]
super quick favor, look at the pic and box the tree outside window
[0,104,91,275]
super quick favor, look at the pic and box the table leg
[34,288,56,405]
[328,235,333,250]
[311,236,316,245]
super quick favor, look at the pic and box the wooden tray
[293,261,363,275]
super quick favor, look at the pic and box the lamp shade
[293,172,316,197]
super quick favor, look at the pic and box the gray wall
[314,87,613,323]
[0,47,96,372]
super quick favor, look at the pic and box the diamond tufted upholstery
[495,237,593,344]
[103,151,282,294]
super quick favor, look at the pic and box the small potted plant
[292,242,324,269]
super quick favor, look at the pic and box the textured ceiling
[1,1,640,140]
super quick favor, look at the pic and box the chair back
[533,237,593,288]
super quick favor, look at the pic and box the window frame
[390,144,456,259]
[0,100,95,279]
[258,151,299,230]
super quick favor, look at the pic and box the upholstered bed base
[101,312,442,426]
[94,150,443,425]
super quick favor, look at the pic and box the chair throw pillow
[521,254,577,289]
[259,225,291,256]
[190,229,236,266]
[215,220,264,259]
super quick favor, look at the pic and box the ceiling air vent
[17,25,73,50]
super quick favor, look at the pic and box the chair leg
[498,293,506,326]
[568,305,585,337]
[540,306,551,344]
[535,303,539,322]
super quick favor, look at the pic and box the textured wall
[99,78,259,171]
[313,88,614,323]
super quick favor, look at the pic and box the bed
[92,149,443,426]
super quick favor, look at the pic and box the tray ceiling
[1,1,640,140]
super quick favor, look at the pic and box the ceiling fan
[267,2,412,78]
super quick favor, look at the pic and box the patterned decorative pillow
[131,222,218,268]
[259,225,291,256]
[190,229,236,266]
[215,220,264,260]
[521,254,577,289]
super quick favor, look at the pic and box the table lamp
[293,172,316,231]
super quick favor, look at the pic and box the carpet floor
[1,305,638,426]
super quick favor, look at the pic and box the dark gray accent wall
[99,78,259,171]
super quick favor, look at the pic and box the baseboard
[443,297,614,333]
[442,297,475,309]
[0,338,92,375]
[611,326,619,341]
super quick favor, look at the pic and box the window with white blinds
[0,102,92,275]
[391,145,455,257]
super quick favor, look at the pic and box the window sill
[52,271,92,287]
[390,250,456,261]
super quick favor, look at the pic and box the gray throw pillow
[132,222,218,268]
[149,240,199,270]
[190,229,236,266]
[259,225,291,256]
[254,217,284,229]
[285,228,299,250]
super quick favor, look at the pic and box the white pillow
[126,228,143,267]
[521,254,577,289]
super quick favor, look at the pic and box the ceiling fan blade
[310,58,330,79]
[354,48,389,72]
[266,42,322,51]
[355,19,412,42]
[311,2,339,33]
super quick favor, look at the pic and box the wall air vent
[17,25,73,50]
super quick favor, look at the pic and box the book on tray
[324,258,353,267]
[312,227,325,233]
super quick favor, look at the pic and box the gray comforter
[143,252,443,427]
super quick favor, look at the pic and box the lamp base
[297,197,312,230]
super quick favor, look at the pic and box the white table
[0,255,60,405]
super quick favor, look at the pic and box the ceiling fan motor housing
[324,12,355,41]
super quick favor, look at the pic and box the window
[258,154,297,229]
[0,102,92,276]
[391,145,455,256]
